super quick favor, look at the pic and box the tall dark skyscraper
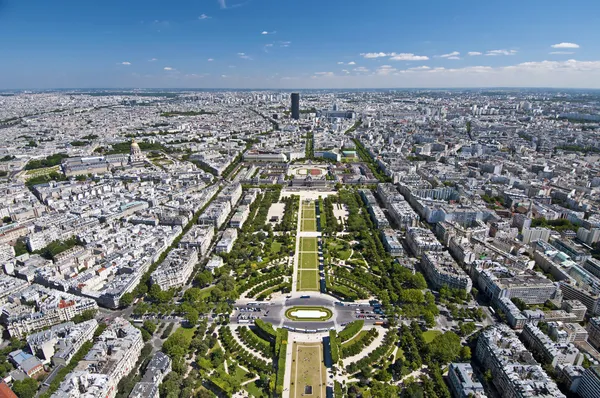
[290,93,300,120]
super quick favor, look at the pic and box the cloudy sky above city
[1,0,599,89]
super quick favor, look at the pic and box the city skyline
[1,0,599,89]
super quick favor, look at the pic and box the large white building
[179,224,214,256]
[216,228,238,253]
[420,251,472,292]
[151,248,198,290]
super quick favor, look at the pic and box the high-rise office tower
[290,93,300,120]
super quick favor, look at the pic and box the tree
[428,332,462,364]
[143,320,157,335]
[185,308,199,326]
[120,292,134,307]
[140,328,152,342]
[183,287,202,303]
[195,271,214,288]
[12,378,38,398]
[460,346,471,361]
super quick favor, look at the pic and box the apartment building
[406,227,443,257]
[129,351,171,398]
[179,224,214,256]
[151,248,198,290]
[447,363,487,398]
[475,324,565,398]
[52,317,142,398]
[27,319,98,366]
[420,251,472,292]
[521,323,583,368]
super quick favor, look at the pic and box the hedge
[329,330,340,364]
[275,329,288,396]
[254,319,277,342]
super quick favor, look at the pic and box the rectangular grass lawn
[290,343,326,398]
[299,252,319,269]
[300,237,317,252]
[298,270,319,291]
[301,218,317,232]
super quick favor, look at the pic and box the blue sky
[1,0,599,89]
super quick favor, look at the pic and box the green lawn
[341,330,368,349]
[232,364,253,384]
[174,325,197,340]
[271,241,282,254]
[298,270,320,291]
[300,237,317,252]
[299,252,319,269]
[423,330,442,343]
[301,218,317,232]
[302,206,316,218]
[245,381,268,397]
[337,249,351,261]
[199,285,216,300]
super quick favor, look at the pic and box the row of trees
[342,328,379,359]
[237,326,274,357]
[274,195,299,232]
[346,330,397,375]
[219,326,272,373]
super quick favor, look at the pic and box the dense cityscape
[0,88,597,398]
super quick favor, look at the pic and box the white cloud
[337,62,344,65]
[485,49,517,56]
[550,51,574,55]
[342,69,350,74]
[468,52,482,56]
[218,0,227,8]
[262,31,276,35]
[551,42,579,49]
[163,67,174,71]
[447,56,461,60]
[278,41,291,47]
[207,58,214,61]
[439,51,460,58]
[237,52,252,60]
[314,72,334,76]
[409,66,430,70]
[347,61,356,65]
[221,74,227,78]
[360,52,389,59]
[148,58,157,62]
[353,67,369,72]
[376,65,397,75]
[199,14,211,20]
[121,62,131,65]
[389,53,429,61]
